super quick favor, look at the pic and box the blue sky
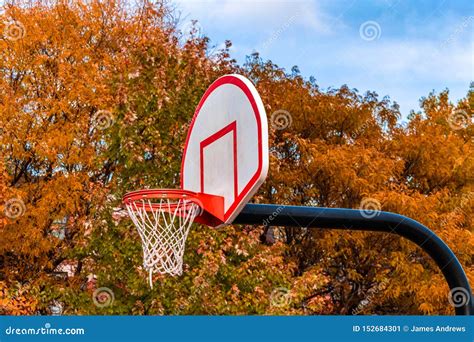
[174,0,473,118]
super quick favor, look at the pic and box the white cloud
[175,0,338,34]
[172,0,472,116]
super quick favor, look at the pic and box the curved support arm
[234,204,473,315]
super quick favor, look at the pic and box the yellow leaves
[0,282,38,315]
[419,302,435,314]
[347,269,364,282]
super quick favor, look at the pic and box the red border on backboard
[200,121,238,201]
[181,75,264,223]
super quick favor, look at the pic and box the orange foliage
[0,281,38,315]
[0,1,472,315]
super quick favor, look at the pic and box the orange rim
[123,189,202,212]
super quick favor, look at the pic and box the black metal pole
[234,204,473,315]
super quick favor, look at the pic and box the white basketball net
[125,198,201,288]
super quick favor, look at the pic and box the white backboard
[181,74,269,224]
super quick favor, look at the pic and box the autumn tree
[0,0,295,315]
[1,0,472,315]
[242,54,473,314]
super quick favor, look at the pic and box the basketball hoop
[122,74,268,287]
[123,189,224,287]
